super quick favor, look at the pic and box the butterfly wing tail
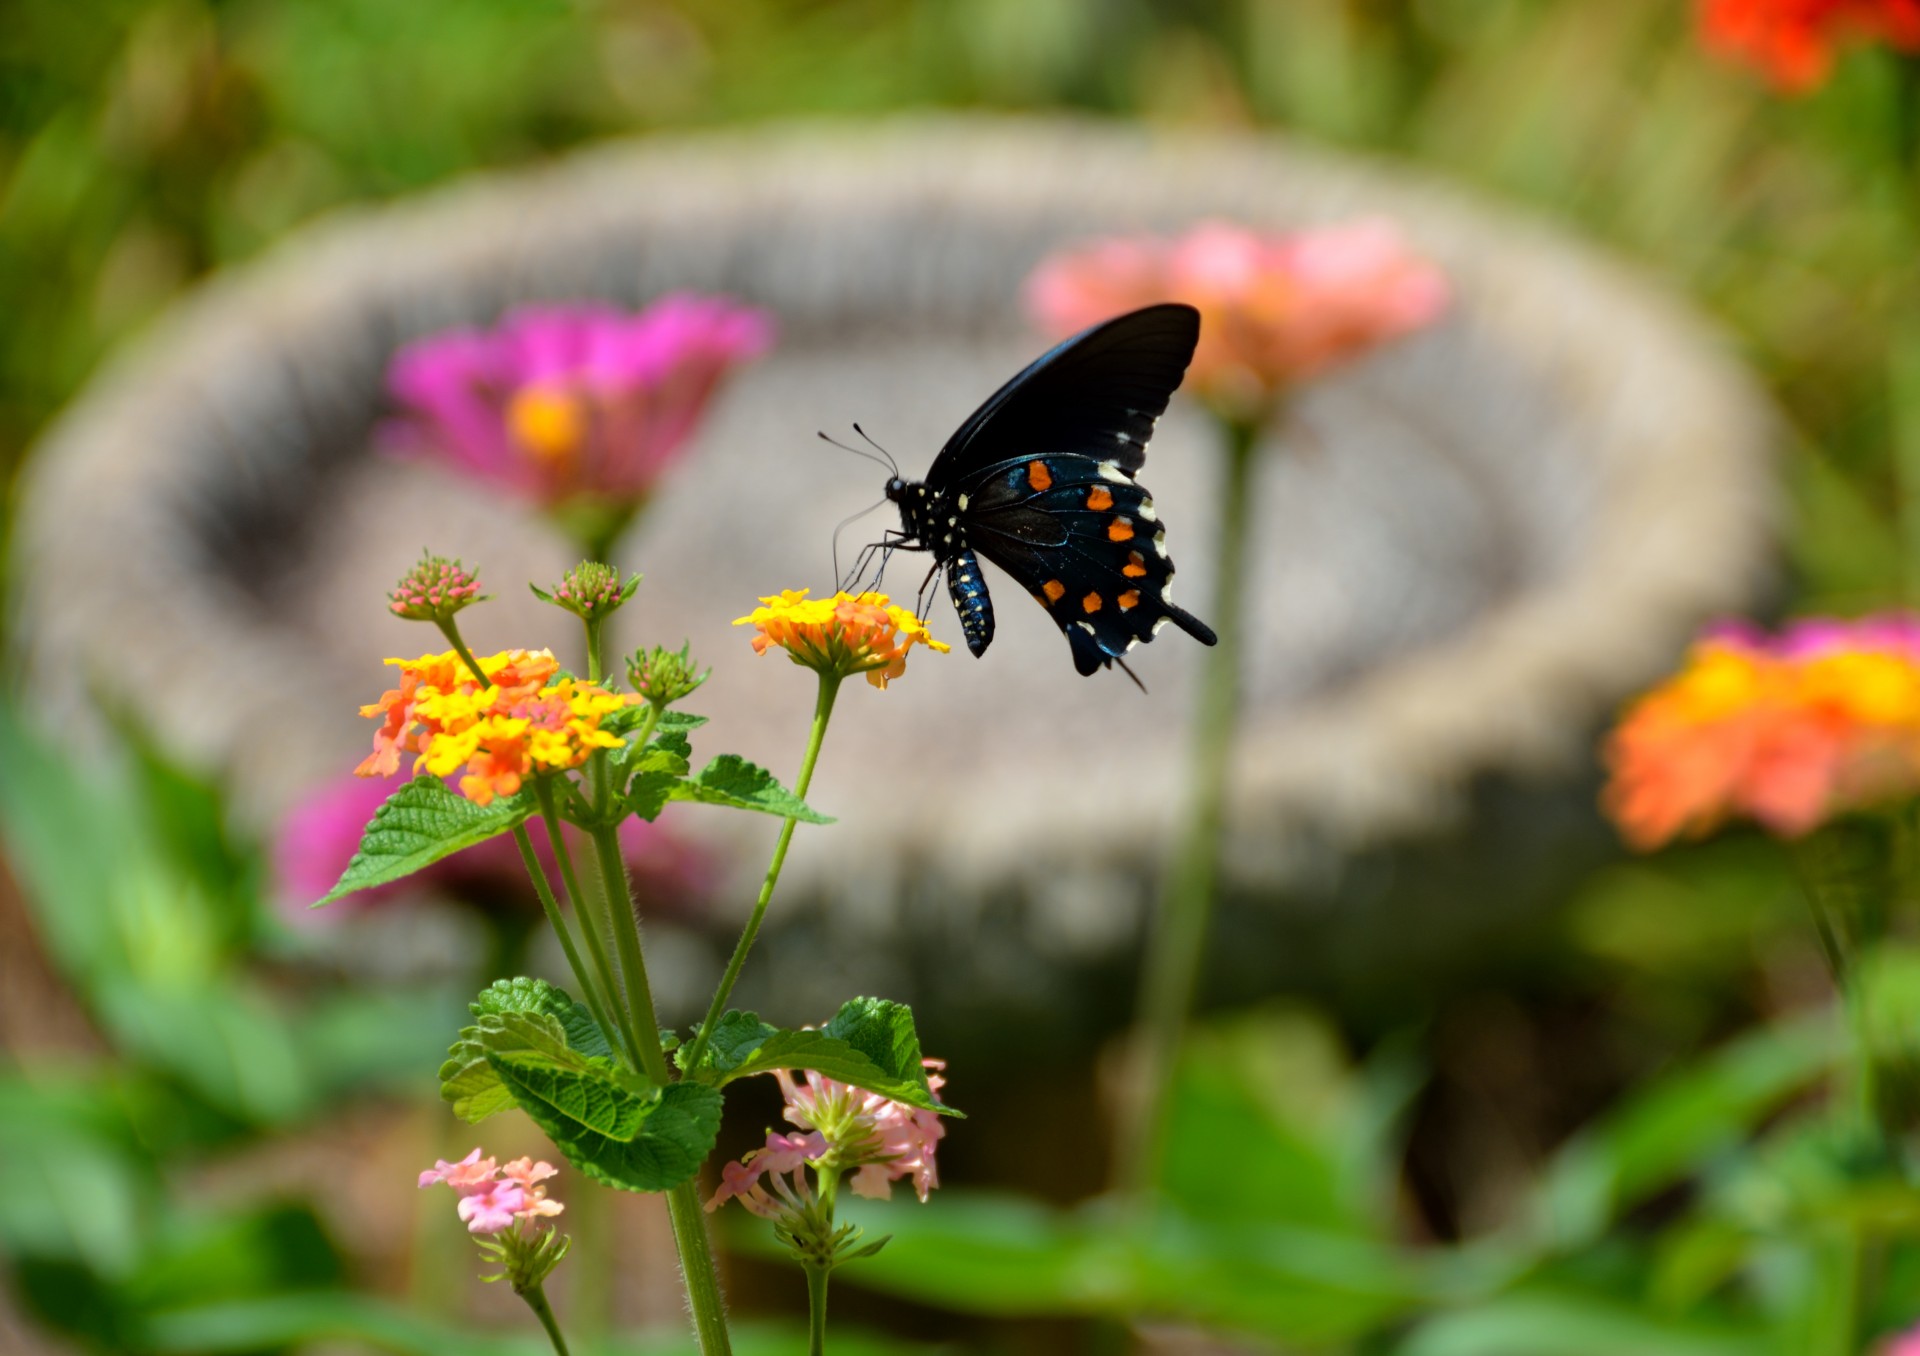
[1167,603,1217,647]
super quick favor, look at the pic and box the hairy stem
[805,1263,831,1356]
[535,780,641,1070]
[520,1281,572,1356]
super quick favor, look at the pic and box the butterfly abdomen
[944,548,995,658]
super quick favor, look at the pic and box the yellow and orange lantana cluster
[733,590,949,688]
[1603,618,1920,850]
[357,648,635,805]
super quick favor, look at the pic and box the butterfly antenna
[817,430,896,476]
[1114,656,1149,694]
[851,423,900,477]
[831,497,888,587]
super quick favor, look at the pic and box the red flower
[1700,0,1920,92]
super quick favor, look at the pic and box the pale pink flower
[418,1148,497,1193]
[705,1131,827,1219]
[383,295,773,514]
[1026,218,1448,422]
[500,1157,565,1220]
[1885,1322,1920,1356]
[774,1061,947,1203]
[456,1179,529,1235]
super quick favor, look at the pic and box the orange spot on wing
[1123,552,1148,578]
[1087,487,1114,511]
[1108,518,1135,542]
[1027,460,1053,491]
[1082,592,1103,613]
[1043,579,1066,602]
[1119,590,1140,611]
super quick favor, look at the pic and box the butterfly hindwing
[962,454,1215,675]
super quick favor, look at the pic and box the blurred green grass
[4,0,1919,620]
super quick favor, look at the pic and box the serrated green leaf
[318,777,533,906]
[628,770,680,822]
[655,710,708,733]
[598,704,652,738]
[490,1047,722,1192]
[671,755,833,823]
[681,1001,957,1115]
[441,980,612,1122]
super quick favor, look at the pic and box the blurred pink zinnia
[279,770,710,919]
[1026,218,1448,422]
[384,295,773,524]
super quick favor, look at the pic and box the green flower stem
[1123,413,1262,1197]
[510,823,622,1065]
[534,779,642,1071]
[587,822,670,1084]
[666,1181,734,1356]
[585,614,606,685]
[585,797,733,1356]
[520,1281,572,1356]
[682,670,843,1075]
[805,1263,831,1356]
[435,620,491,690]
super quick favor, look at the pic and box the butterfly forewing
[927,304,1202,484]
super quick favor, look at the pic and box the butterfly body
[877,303,1217,677]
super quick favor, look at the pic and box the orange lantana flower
[356,648,635,805]
[733,590,949,689]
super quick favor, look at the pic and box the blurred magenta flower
[276,770,709,920]
[384,295,774,554]
[1700,0,1920,92]
[1026,218,1447,423]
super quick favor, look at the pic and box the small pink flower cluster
[707,1061,947,1217]
[419,1149,565,1235]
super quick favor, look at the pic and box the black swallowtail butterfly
[866,302,1218,680]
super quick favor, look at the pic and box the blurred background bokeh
[5,2,1920,1353]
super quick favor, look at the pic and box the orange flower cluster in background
[1602,617,1920,849]
[357,648,634,804]
[1026,218,1448,423]
[734,589,949,688]
[1700,0,1920,91]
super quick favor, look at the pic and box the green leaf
[318,777,534,906]
[681,1000,957,1115]
[627,770,681,822]
[671,755,833,823]
[655,710,709,733]
[489,1042,723,1193]
[440,980,612,1122]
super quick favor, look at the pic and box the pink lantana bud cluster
[706,1061,947,1270]
[419,1149,570,1292]
[389,551,488,623]
[534,561,638,623]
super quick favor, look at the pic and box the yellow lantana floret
[733,589,949,688]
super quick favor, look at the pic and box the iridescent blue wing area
[960,454,1216,676]
[926,304,1202,485]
